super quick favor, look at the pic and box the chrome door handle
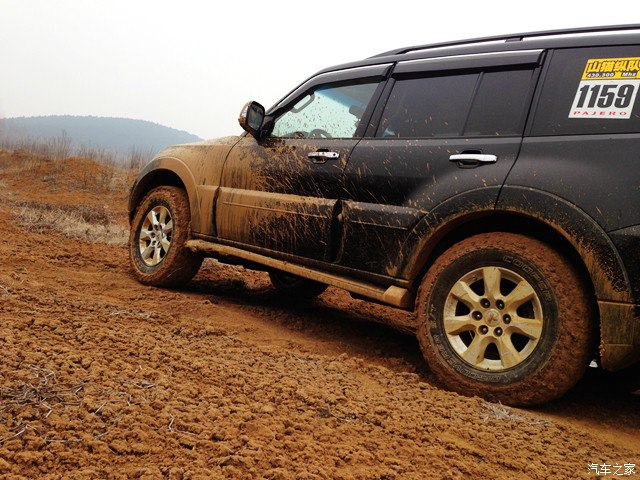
[308,151,340,164]
[449,154,497,163]
[449,153,498,169]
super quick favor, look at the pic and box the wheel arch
[408,212,596,297]
[400,186,635,370]
[128,156,200,229]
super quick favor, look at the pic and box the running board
[186,239,414,309]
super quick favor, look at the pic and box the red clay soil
[0,151,639,479]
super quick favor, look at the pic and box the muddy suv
[128,25,640,405]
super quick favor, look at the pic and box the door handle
[308,151,340,164]
[449,153,497,169]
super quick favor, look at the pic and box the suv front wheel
[129,186,203,288]
[416,232,595,406]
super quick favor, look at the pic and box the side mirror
[238,101,265,138]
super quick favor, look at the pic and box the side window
[270,81,379,139]
[465,69,535,136]
[377,74,478,138]
[532,46,640,135]
[377,68,535,138]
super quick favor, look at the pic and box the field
[0,149,639,479]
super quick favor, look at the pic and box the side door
[215,65,389,262]
[339,51,543,277]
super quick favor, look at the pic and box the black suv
[128,25,640,405]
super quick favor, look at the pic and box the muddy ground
[0,151,639,479]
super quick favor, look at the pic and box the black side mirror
[238,101,265,138]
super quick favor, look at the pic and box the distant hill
[0,115,202,157]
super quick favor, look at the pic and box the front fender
[128,156,200,229]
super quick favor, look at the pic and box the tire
[268,270,328,299]
[416,232,595,406]
[129,186,203,288]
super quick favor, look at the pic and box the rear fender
[400,186,634,370]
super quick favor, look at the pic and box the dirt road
[0,151,639,479]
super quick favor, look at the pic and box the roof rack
[371,24,640,58]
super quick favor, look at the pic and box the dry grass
[0,365,163,447]
[0,135,153,170]
[0,366,86,446]
[481,401,552,425]
[0,366,84,421]
[0,148,49,173]
[0,137,147,195]
[0,141,135,245]
[12,201,128,245]
[0,154,134,197]
[0,133,72,161]
[126,146,155,171]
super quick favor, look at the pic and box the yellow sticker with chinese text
[582,57,640,80]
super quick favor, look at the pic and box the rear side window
[532,46,640,135]
[377,68,534,138]
[465,69,535,136]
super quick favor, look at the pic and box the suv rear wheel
[416,232,595,406]
[129,186,203,288]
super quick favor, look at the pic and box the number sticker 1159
[570,81,638,118]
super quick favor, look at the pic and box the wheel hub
[485,309,501,326]
[138,205,173,267]
[443,266,544,371]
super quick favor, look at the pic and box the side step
[185,239,414,309]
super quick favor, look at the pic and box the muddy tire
[129,186,203,288]
[416,232,595,406]
[268,270,327,299]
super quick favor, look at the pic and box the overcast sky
[0,0,637,139]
